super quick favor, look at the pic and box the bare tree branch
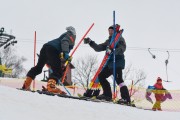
[72,55,98,89]
[123,65,146,98]
[0,46,27,78]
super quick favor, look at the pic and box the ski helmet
[108,24,120,32]
[157,77,162,82]
[66,26,76,35]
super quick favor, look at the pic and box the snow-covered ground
[0,85,180,120]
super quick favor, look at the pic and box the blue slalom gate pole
[113,11,116,99]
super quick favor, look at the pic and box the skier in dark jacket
[22,26,76,94]
[84,25,131,104]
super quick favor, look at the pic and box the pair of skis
[18,88,136,107]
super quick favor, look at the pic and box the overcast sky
[1,0,180,89]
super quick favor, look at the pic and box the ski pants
[98,66,124,97]
[153,101,161,110]
[27,44,62,83]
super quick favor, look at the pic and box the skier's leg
[155,95,162,111]
[152,101,158,111]
[22,45,47,90]
[116,68,131,103]
[45,45,65,94]
[98,66,112,99]
[157,101,162,111]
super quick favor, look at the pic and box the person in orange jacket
[146,77,172,111]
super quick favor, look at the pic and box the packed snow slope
[0,85,180,120]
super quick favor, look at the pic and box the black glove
[84,37,91,44]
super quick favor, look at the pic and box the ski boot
[83,89,100,97]
[22,76,33,90]
[157,108,162,111]
[119,86,132,105]
[96,94,112,101]
[47,79,66,95]
[117,99,131,105]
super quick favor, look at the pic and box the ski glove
[106,46,112,55]
[67,56,73,62]
[84,37,92,44]
[61,52,73,62]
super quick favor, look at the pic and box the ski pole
[59,80,71,96]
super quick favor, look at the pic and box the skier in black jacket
[22,26,76,94]
[84,25,131,104]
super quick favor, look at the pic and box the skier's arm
[61,36,72,61]
[89,40,108,52]
[61,40,69,53]
[115,37,126,55]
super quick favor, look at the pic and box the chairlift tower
[0,27,17,49]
